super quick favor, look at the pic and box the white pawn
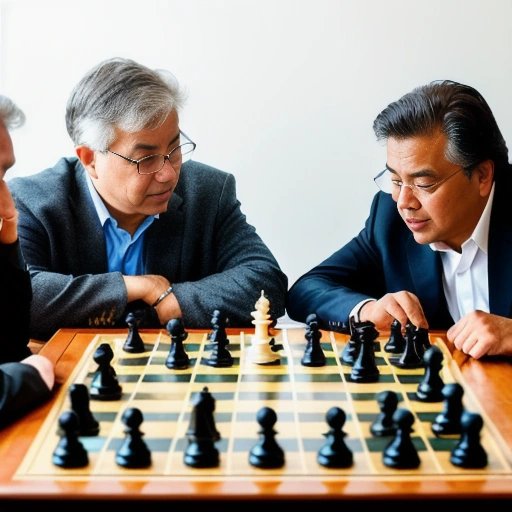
[247,290,279,364]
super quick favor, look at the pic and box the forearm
[0,363,52,428]
[29,270,127,340]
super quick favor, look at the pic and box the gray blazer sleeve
[10,158,287,340]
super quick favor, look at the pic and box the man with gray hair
[0,94,54,426]
[10,58,287,341]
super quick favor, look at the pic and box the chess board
[14,327,512,485]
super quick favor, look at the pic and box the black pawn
[115,407,152,469]
[350,321,380,383]
[416,345,445,402]
[69,383,100,436]
[370,390,399,437]
[123,311,145,353]
[317,406,353,468]
[384,319,406,354]
[382,408,420,469]
[184,387,221,468]
[52,410,89,468]
[90,343,122,401]
[407,323,430,359]
[165,318,190,369]
[450,411,488,468]
[249,406,285,469]
[340,316,360,366]
[301,313,326,367]
[206,310,233,368]
[432,383,464,436]
[390,323,423,369]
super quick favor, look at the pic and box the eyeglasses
[107,131,196,175]
[373,167,465,199]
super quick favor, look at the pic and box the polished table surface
[1,327,512,509]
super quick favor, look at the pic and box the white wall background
[1,0,512,289]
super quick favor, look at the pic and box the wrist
[152,286,173,308]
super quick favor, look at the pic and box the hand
[21,354,55,390]
[123,274,182,324]
[0,179,18,244]
[359,291,428,331]
[447,310,512,359]
[123,274,171,304]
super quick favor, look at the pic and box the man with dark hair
[287,80,512,359]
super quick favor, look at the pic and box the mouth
[148,189,173,202]
[405,217,429,231]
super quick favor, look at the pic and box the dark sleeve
[286,192,388,330]
[0,362,51,428]
[0,241,32,362]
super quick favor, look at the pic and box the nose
[154,157,178,181]
[396,184,420,209]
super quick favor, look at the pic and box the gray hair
[65,57,186,150]
[0,95,26,129]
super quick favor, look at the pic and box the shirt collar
[430,182,495,254]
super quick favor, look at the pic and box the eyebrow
[385,164,437,178]
[130,131,181,153]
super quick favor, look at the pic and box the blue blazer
[286,171,512,331]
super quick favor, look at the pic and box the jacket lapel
[406,235,450,323]
[488,178,512,316]
[144,192,184,280]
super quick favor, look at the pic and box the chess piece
[184,387,221,468]
[249,406,285,469]
[382,408,420,469]
[432,383,464,436]
[384,319,406,354]
[370,390,399,437]
[165,318,190,369]
[206,310,233,368]
[340,316,360,366]
[450,411,488,468]
[52,410,89,468]
[301,313,326,367]
[247,290,280,365]
[115,407,152,468]
[69,383,100,436]
[123,310,146,353]
[317,406,353,468]
[89,343,123,400]
[416,345,444,402]
[350,320,380,383]
[390,322,423,369]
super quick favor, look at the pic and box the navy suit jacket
[286,171,512,331]
[10,158,287,341]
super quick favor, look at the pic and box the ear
[75,145,99,179]
[474,160,494,196]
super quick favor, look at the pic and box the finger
[393,292,428,329]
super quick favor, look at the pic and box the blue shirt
[85,174,156,275]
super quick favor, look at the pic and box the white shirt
[350,184,495,323]
[430,184,495,322]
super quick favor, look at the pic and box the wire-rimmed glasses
[373,167,465,199]
[107,131,196,175]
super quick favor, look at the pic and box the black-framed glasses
[373,167,465,199]
[107,131,196,175]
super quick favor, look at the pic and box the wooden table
[1,328,511,510]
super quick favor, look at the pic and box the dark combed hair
[373,80,510,176]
